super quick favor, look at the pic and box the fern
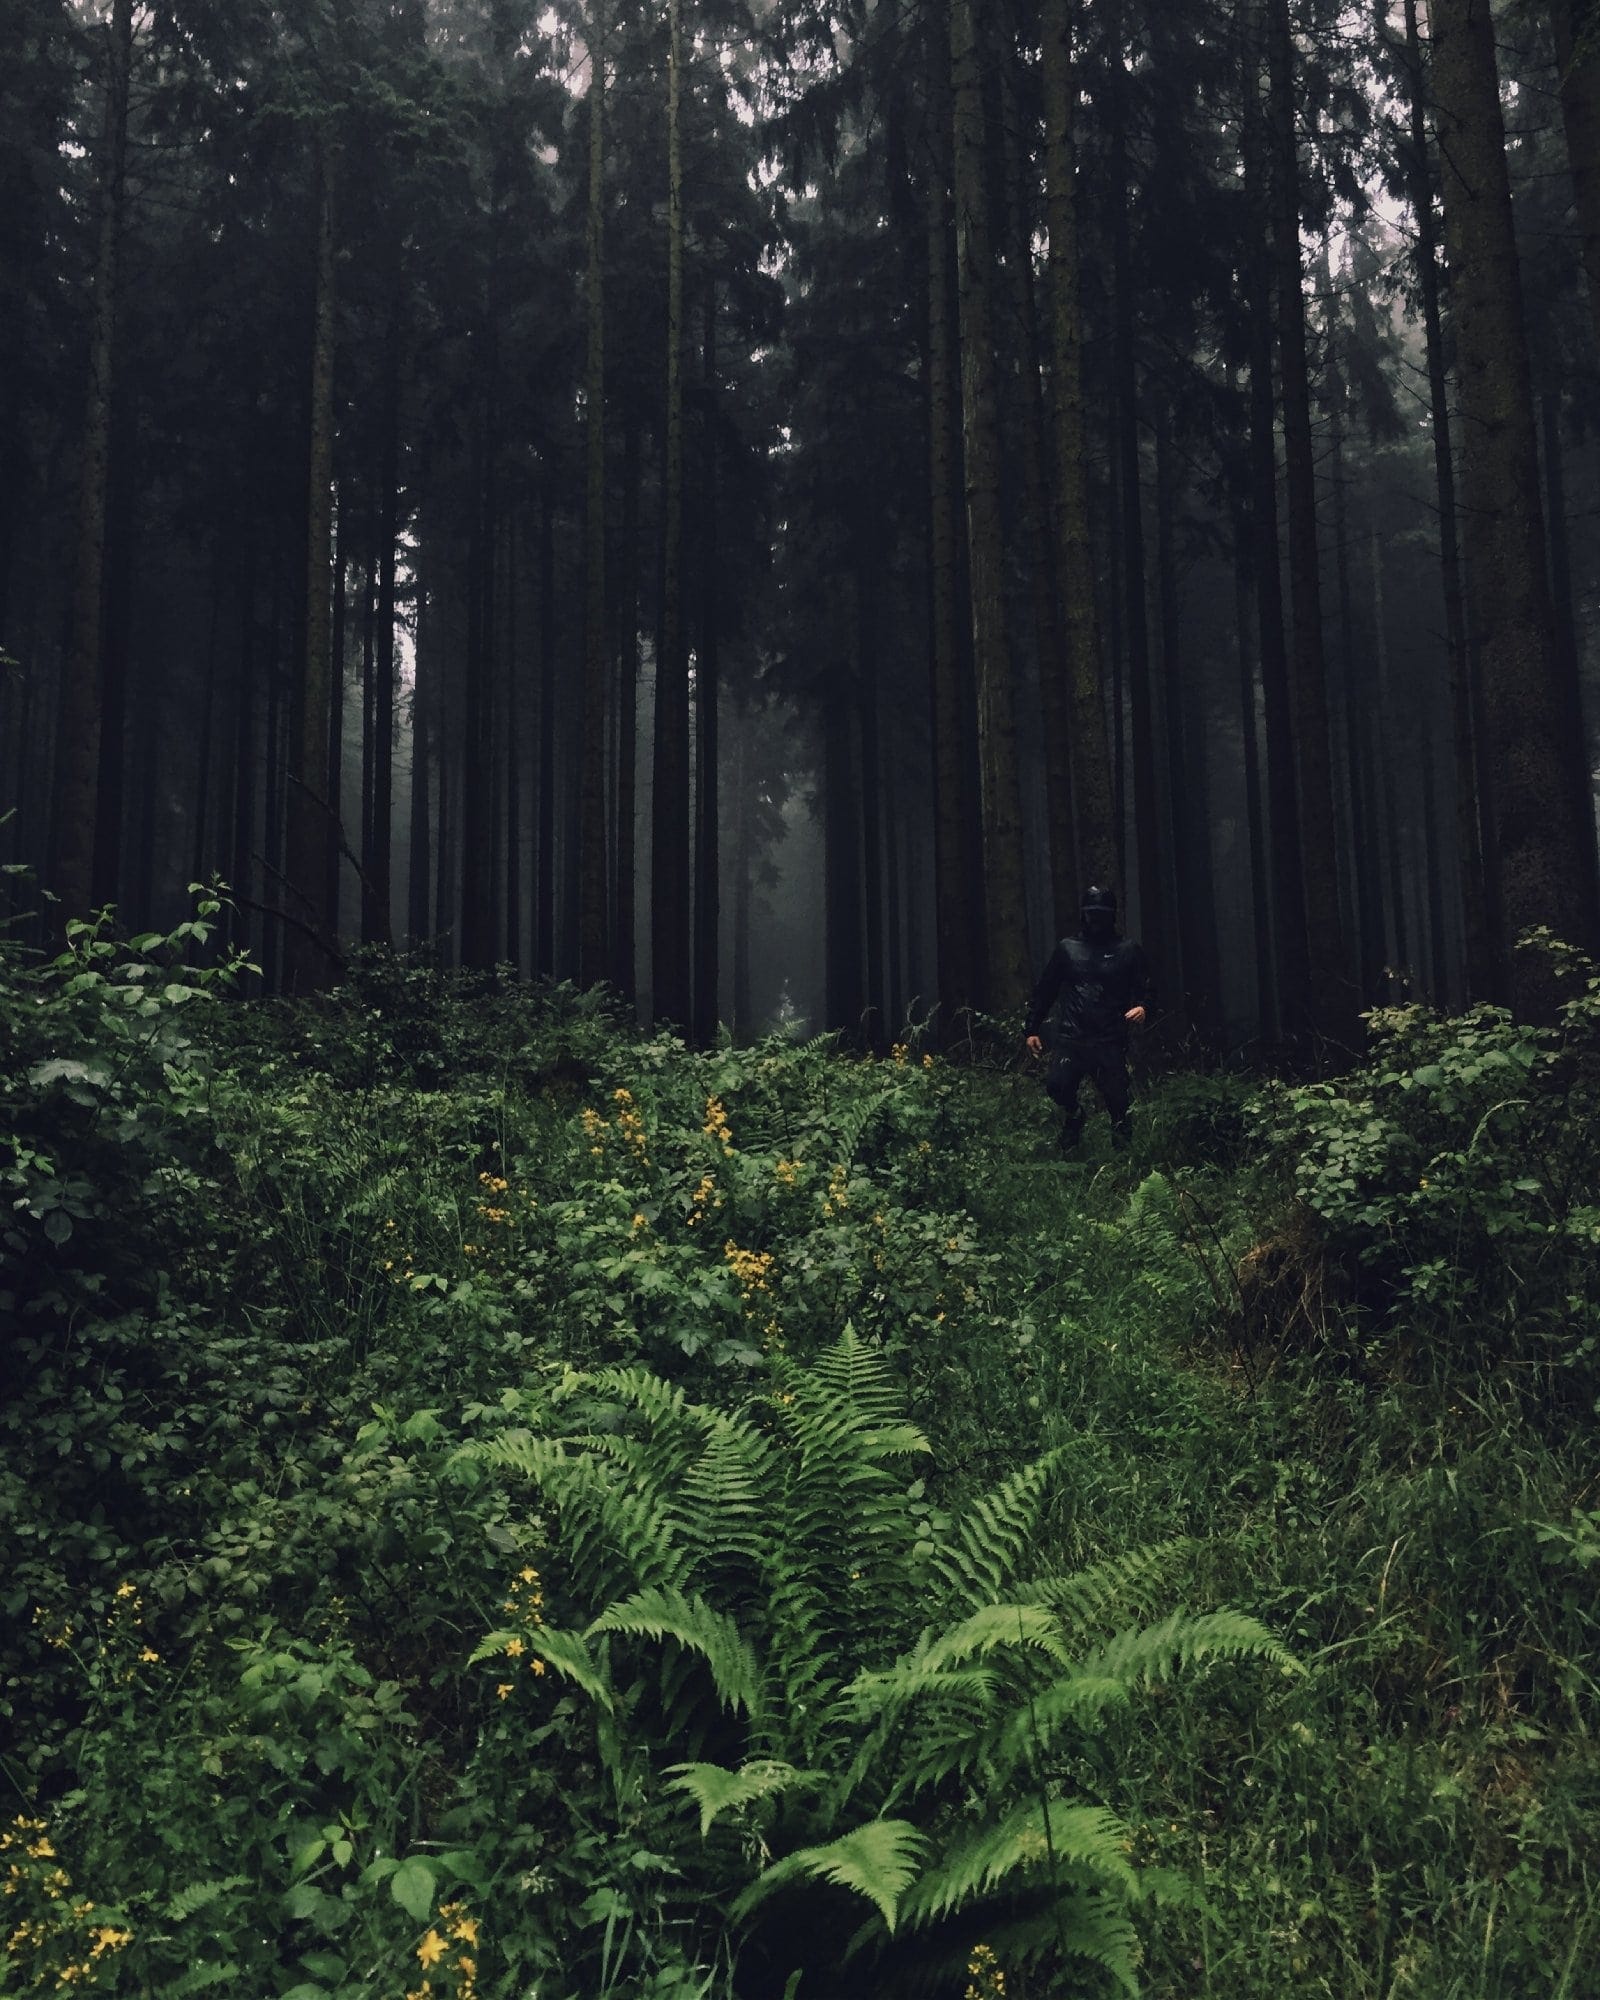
[932,1452,1066,1608]
[666,1758,821,1836]
[732,1818,930,1934]
[589,1586,765,1717]
[463,1330,1295,1996]
[164,1876,248,1922]
[900,1799,1136,1927]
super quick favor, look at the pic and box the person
[1024,885,1149,1151]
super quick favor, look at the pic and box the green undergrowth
[4,905,1599,1997]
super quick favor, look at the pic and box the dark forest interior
[7,3,1600,1997]
[6,0,1600,1037]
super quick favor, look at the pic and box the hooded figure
[1024,886,1149,1149]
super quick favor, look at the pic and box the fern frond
[168,1963,244,1997]
[677,1413,774,1575]
[731,1819,929,1934]
[1078,1607,1298,1685]
[901,1799,1135,1929]
[470,1434,690,1595]
[995,1670,1131,1767]
[588,1586,764,1716]
[1019,1537,1197,1633]
[164,1877,248,1922]
[666,1758,822,1836]
[932,1452,1066,1607]
[799,1325,907,1431]
[468,1623,614,1708]
[910,1602,1073,1675]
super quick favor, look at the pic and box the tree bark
[1431,0,1600,1011]
[950,0,1031,1010]
[1403,0,1488,996]
[580,0,610,987]
[1551,0,1600,352]
[925,17,979,1026]
[1264,0,1352,1038]
[614,416,641,998]
[285,134,339,992]
[1000,21,1077,931]
[693,273,721,1045]
[53,0,132,927]
[1241,0,1307,1038]
[1041,0,1116,892]
[652,0,691,1027]
[1107,35,1168,985]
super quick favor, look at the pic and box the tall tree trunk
[950,0,1031,1009]
[925,18,979,1025]
[1431,0,1600,1012]
[91,381,135,910]
[1264,0,1351,1038]
[408,591,431,944]
[732,708,753,1034]
[1107,37,1167,983]
[652,0,691,1027]
[327,520,347,943]
[1241,0,1306,1038]
[505,499,523,972]
[1156,403,1221,1038]
[286,135,339,992]
[580,0,609,987]
[368,286,402,946]
[231,554,258,953]
[1041,0,1116,891]
[858,565,886,1046]
[1403,0,1488,995]
[824,671,864,1031]
[1551,0,1600,351]
[1000,22,1077,930]
[693,274,721,1045]
[1540,389,1596,902]
[1230,457,1277,1035]
[537,492,557,975]
[614,416,641,997]
[53,0,132,925]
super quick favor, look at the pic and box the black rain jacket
[1026,932,1150,1044]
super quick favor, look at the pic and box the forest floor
[5,921,1600,1998]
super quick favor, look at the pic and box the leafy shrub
[1247,935,1600,1351]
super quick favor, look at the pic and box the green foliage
[5,957,1596,1997]
[1248,935,1600,1353]
[454,1330,1290,1995]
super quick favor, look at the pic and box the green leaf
[390,1856,436,1923]
[666,1759,821,1837]
[732,1820,929,1934]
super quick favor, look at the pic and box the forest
[5,0,1600,1995]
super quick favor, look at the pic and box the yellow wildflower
[504,1636,525,1658]
[529,1657,547,1677]
[496,1683,513,1700]
[417,1928,447,1969]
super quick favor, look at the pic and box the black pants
[1047,1038,1132,1137]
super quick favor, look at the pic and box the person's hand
[1124,1006,1146,1026]
[1025,1034,1043,1056]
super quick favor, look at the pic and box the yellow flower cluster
[494,1568,548,1692]
[2,1816,130,1991]
[891,1042,909,1064]
[923,1053,934,1070]
[686,1171,720,1227]
[581,1105,607,1157]
[965,1942,1006,1999]
[613,1088,650,1163]
[31,1606,73,1652]
[773,1158,800,1187]
[724,1241,782,1350]
[820,1162,851,1219]
[703,1096,734,1155]
[407,1902,480,2000]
